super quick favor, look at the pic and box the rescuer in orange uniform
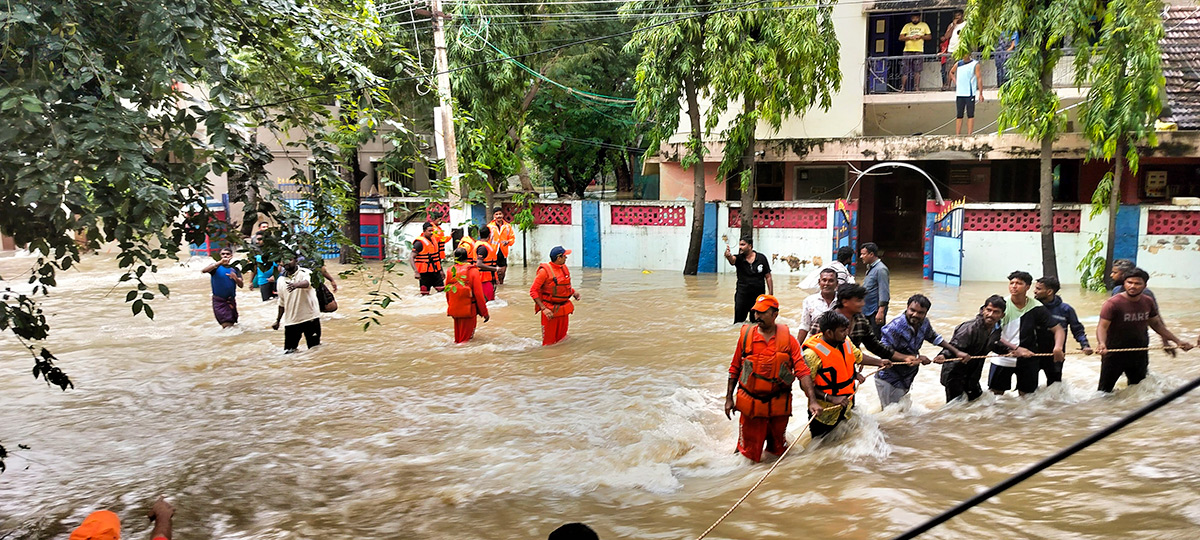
[410,222,445,295]
[429,211,451,260]
[445,247,490,343]
[530,246,580,346]
[803,310,891,438]
[724,294,823,462]
[487,209,516,285]
[474,226,501,302]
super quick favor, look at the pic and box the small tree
[625,0,712,275]
[1075,0,1166,290]
[961,0,1100,278]
[705,0,841,240]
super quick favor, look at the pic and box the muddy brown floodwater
[1,254,1199,539]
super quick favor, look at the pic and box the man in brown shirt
[1096,268,1192,392]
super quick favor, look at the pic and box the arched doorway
[848,162,945,263]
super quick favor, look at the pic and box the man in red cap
[70,497,173,540]
[724,294,823,462]
[530,246,580,346]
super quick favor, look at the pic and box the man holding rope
[939,295,1009,402]
[1096,267,1192,392]
[803,311,891,437]
[989,271,1066,397]
[725,294,823,462]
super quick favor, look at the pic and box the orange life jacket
[445,263,478,318]
[734,324,796,418]
[432,226,450,261]
[488,220,515,257]
[535,262,574,316]
[475,240,498,283]
[457,236,476,262]
[802,333,858,397]
[413,236,441,273]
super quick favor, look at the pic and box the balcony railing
[865,52,1078,94]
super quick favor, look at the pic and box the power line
[232,0,797,112]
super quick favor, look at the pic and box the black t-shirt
[735,251,771,292]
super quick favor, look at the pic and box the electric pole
[430,0,467,226]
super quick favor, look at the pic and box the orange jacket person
[475,226,501,302]
[446,247,490,343]
[724,294,823,462]
[429,211,451,261]
[530,246,580,346]
[487,209,516,284]
[803,310,890,438]
[409,222,446,295]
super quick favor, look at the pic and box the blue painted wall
[700,202,717,273]
[470,204,487,233]
[1113,205,1140,263]
[582,200,601,268]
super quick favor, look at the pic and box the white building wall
[1136,206,1200,288]
[959,203,1097,284]
[600,201,693,271]
[719,202,838,276]
[506,202,583,268]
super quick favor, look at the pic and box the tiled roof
[1162,7,1200,129]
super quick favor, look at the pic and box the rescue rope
[696,369,884,540]
[935,345,1190,364]
[891,372,1200,539]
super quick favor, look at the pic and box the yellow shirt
[900,22,931,53]
[803,339,863,426]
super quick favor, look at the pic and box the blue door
[582,200,601,268]
[931,207,964,285]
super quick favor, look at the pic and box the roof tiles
[1162,7,1200,129]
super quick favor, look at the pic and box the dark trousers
[733,288,765,324]
[1039,356,1064,386]
[258,280,276,301]
[808,408,848,438]
[943,359,985,402]
[1098,351,1149,392]
[284,318,321,352]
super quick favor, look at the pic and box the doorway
[870,173,927,261]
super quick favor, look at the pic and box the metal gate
[931,206,964,285]
[833,199,858,275]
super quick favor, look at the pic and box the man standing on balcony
[941,10,967,89]
[950,51,984,135]
[899,13,932,92]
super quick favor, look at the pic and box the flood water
[2,254,1199,539]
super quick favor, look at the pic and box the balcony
[863,52,1084,104]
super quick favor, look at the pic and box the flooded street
[2,254,1199,539]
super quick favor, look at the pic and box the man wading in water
[1096,267,1193,392]
[725,294,822,462]
[725,236,773,324]
[272,254,322,353]
[202,247,243,328]
[803,310,890,438]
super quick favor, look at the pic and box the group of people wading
[412,209,580,346]
[725,257,1195,463]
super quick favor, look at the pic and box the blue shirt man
[859,243,890,334]
[202,247,243,328]
[875,294,967,407]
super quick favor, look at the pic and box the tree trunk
[1103,137,1125,288]
[483,170,497,214]
[518,160,535,192]
[682,75,706,275]
[612,151,633,198]
[738,96,758,242]
[1038,62,1058,278]
[340,149,366,264]
[1038,132,1058,278]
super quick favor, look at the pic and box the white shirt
[799,292,837,334]
[947,21,966,54]
[278,268,320,327]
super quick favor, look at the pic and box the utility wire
[232,0,791,112]
[892,372,1200,540]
